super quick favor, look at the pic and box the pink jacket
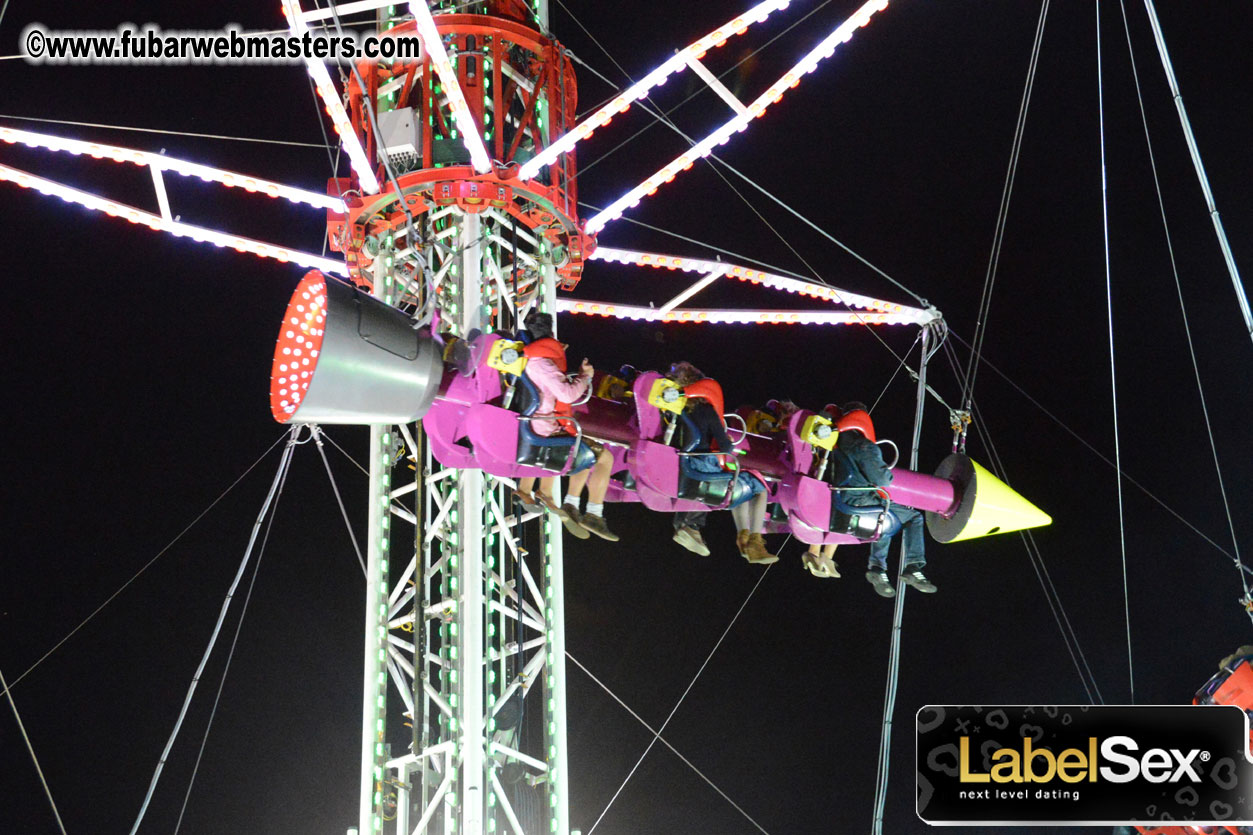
[525,357,591,437]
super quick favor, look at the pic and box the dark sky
[3,2,1252,834]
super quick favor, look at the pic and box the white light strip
[408,1,493,174]
[517,0,791,181]
[0,162,350,276]
[585,0,890,235]
[683,54,748,116]
[658,265,727,315]
[300,0,395,23]
[282,0,381,193]
[150,168,172,221]
[588,245,930,322]
[558,300,921,327]
[0,125,347,212]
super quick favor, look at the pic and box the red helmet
[836,407,875,442]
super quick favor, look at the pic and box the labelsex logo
[959,736,1205,784]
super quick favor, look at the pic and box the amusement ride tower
[274,2,588,831]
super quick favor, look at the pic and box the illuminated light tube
[0,162,350,276]
[588,246,933,324]
[555,300,921,326]
[585,0,890,235]
[0,126,347,212]
[407,2,493,174]
[271,271,444,424]
[516,0,792,181]
[281,0,380,193]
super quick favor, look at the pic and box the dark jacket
[684,400,733,474]
[836,430,892,506]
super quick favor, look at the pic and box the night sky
[2,2,1252,834]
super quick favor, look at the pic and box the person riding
[668,362,776,565]
[832,402,935,597]
[513,311,618,541]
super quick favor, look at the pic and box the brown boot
[743,532,779,565]
[735,529,753,559]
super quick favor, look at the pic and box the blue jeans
[868,503,925,571]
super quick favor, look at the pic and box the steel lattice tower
[341,3,580,832]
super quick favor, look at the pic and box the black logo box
[917,705,1253,825]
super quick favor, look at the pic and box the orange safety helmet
[836,402,875,442]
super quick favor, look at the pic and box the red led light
[269,270,329,423]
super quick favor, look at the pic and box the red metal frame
[328,9,593,291]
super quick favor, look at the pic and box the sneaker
[901,568,937,593]
[579,513,620,542]
[865,569,895,598]
[673,526,710,556]
[560,503,590,539]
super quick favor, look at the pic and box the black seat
[825,450,900,539]
[513,364,580,470]
[673,409,735,505]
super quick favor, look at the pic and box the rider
[669,362,776,565]
[514,311,618,541]
[834,402,935,597]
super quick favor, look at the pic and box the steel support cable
[559,20,840,301]
[566,652,775,835]
[699,154,929,308]
[870,332,934,835]
[870,331,924,413]
[318,429,419,525]
[128,427,302,835]
[1139,0,1253,345]
[977,416,1105,705]
[1095,0,1135,703]
[555,2,938,372]
[561,26,930,311]
[313,426,368,577]
[946,329,1247,570]
[586,561,777,835]
[941,341,1105,704]
[1116,0,1253,626]
[0,665,69,835]
[960,0,1050,411]
[0,113,332,148]
[0,432,289,700]
[171,433,300,835]
[575,201,815,281]
[572,0,840,178]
